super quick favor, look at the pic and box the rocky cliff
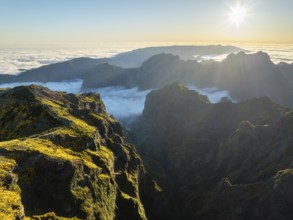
[132,83,293,220]
[0,85,160,220]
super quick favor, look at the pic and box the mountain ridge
[0,85,160,219]
[131,83,293,219]
[1,46,293,107]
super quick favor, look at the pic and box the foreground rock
[0,85,160,219]
[132,83,293,219]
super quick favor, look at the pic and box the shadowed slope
[131,83,293,219]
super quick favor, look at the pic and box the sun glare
[228,5,247,28]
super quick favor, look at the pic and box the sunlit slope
[0,85,159,220]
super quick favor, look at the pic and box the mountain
[278,62,293,87]
[0,85,160,219]
[218,52,293,105]
[1,82,293,219]
[82,52,293,106]
[0,45,243,84]
[2,57,109,83]
[0,74,16,84]
[81,63,124,88]
[82,53,205,90]
[131,83,293,219]
[1,46,293,107]
[110,45,243,68]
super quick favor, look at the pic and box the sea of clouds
[1,44,292,75]
[0,44,292,123]
[0,47,132,75]
[0,80,230,122]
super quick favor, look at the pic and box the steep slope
[189,111,293,220]
[0,85,160,220]
[131,83,293,219]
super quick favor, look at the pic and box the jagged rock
[131,83,292,219]
[0,85,159,219]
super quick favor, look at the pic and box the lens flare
[228,4,248,28]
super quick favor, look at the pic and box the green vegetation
[0,85,153,219]
[0,157,24,219]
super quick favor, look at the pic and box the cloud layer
[0,47,131,75]
[0,80,233,123]
[0,45,292,75]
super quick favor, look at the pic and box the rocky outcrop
[132,83,293,219]
[0,85,160,219]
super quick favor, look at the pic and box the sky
[0,0,292,47]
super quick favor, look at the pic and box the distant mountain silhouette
[110,45,243,68]
[0,74,16,84]
[0,45,242,83]
[218,52,293,106]
[81,63,124,88]
[83,52,293,106]
[3,57,109,83]
[1,46,293,107]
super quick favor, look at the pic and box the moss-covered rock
[0,85,158,219]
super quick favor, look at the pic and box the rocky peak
[0,85,159,219]
[140,53,181,70]
[131,83,291,219]
[224,51,272,65]
[142,83,209,118]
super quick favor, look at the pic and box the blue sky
[0,0,292,46]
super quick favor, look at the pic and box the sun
[228,5,247,28]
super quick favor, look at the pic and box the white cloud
[86,87,151,120]
[0,79,235,125]
[187,85,234,103]
[0,45,292,75]
[0,47,131,75]
[0,80,150,121]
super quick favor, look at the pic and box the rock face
[132,83,293,220]
[0,85,160,220]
